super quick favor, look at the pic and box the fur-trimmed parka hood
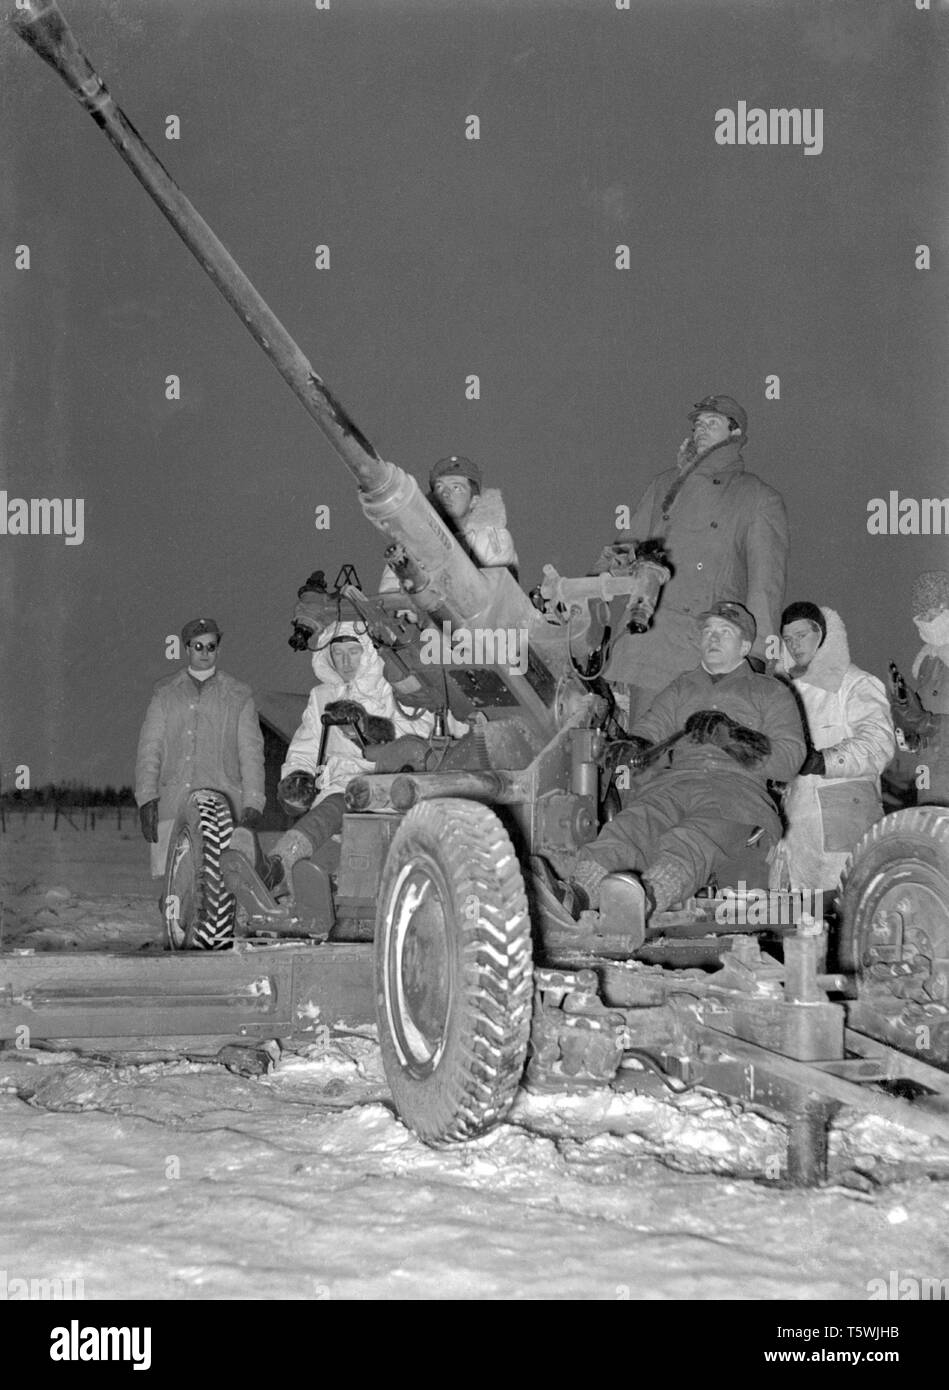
[459,486,508,530]
[777,606,850,693]
[309,620,389,703]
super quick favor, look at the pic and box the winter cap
[699,600,756,644]
[780,601,827,644]
[181,617,221,645]
[429,455,483,490]
[688,394,748,438]
[911,570,949,618]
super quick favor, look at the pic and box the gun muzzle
[12,0,390,494]
[12,3,103,100]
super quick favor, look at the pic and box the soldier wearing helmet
[380,454,518,594]
[135,616,265,879]
[594,394,789,727]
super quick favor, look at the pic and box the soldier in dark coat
[595,395,789,725]
[535,603,806,941]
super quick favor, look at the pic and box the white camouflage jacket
[281,622,435,802]
[771,608,895,891]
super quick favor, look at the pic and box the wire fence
[0,787,137,833]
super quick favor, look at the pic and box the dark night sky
[1,0,947,789]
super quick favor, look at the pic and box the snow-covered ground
[1,818,947,1301]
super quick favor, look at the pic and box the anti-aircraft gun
[14,2,949,1175]
[11,0,674,1129]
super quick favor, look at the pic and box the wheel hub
[165,829,195,948]
[385,864,453,1074]
[860,881,949,1064]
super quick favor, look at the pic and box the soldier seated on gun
[380,454,518,595]
[263,621,437,895]
[770,601,894,896]
[533,602,806,943]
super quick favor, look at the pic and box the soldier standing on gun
[595,395,789,726]
[135,618,265,880]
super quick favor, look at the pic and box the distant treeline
[1,783,136,809]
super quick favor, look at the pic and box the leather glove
[139,799,159,843]
[239,806,264,829]
[277,770,317,816]
[364,714,396,745]
[323,700,396,749]
[799,748,826,776]
[684,710,732,742]
[323,698,367,720]
[322,698,370,738]
[719,723,772,767]
[368,735,432,774]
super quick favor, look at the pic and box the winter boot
[529,855,611,927]
[532,857,644,959]
[641,855,696,914]
[263,828,314,902]
[571,857,612,908]
[529,857,589,928]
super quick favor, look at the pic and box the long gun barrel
[12,0,524,634]
[12,1,386,492]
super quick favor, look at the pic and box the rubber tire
[163,790,237,951]
[839,805,949,979]
[375,798,533,1145]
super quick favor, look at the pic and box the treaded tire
[839,806,949,976]
[839,808,949,1066]
[375,798,533,1145]
[163,790,237,951]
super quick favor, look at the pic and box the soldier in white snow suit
[263,621,437,891]
[770,602,894,894]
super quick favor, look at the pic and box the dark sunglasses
[190,640,218,653]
